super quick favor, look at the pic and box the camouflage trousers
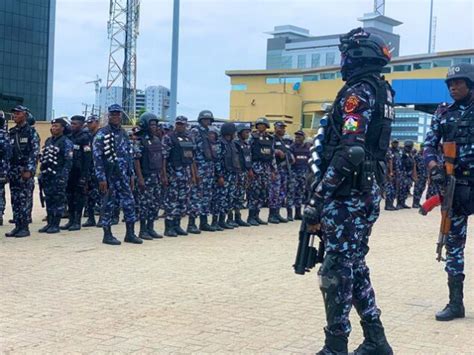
[42,176,68,217]
[189,162,215,217]
[413,176,427,202]
[397,173,412,203]
[234,171,248,210]
[216,172,237,214]
[85,177,101,217]
[248,161,272,210]
[286,170,296,208]
[0,182,5,216]
[100,176,136,227]
[445,212,468,277]
[9,166,34,225]
[164,165,192,219]
[137,173,161,221]
[291,167,308,208]
[319,183,382,336]
[269,167,289,209]
[384,176,397,204]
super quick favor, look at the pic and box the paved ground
[1,193,473,354]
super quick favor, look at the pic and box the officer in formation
[0,111,11,226]
[424,63,474,322]
[383,139,400,210]
[303,28,393,354]
[412,143,427,208]
[38,118,73,234]
[397,140,416,209]
[289,130,310,220]
[6,105,40,238]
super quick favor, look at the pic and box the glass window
[453,57,471,64]
[302,114,313,129]
[325,52,336,66]
[266,77,280,85]
[281,56,293,69]
[381,67,392,74]
[297,54,306,69]
[231,84,247,91]
[414,62,431,70]
[303,75,319,82]
[393,64,412,72]
[311,53,320,68]
[433,59,451,68]
[283,77,302,84]
[320,72,336,80]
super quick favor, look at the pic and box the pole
[169,0,180,122]
[428,0,434,53]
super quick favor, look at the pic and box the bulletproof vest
[40,135,67,175]
[222,138,241,173]
[251,132,273,162]
[292,142,310,169]
[235,139,252,170]
[199,127,215,161]
[141,135,163,175]
[9,124,33,165]
[169,132,194,167]
[274,136,290,168]
[401,151,414,172]
[71,130,90,170]
[103,131,118,165]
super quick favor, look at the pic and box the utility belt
[334,160,381,197]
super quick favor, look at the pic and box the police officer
[413,143,427,208]
[303,28,393,354]
[397,140,416,209]
[424,63,474,321]
[60,115,92,231]
[290,130,310,220]
[134,112,164,240]
[6,105,40,238]
[162,116,197,237]
[208,127,224,231]
[38,118,74,233]
[247,117,275,226]
[83,115,101,227]
[188,110,217,233]
[93,104,142,245]
[0,111,11,226]
[384,140,401,210]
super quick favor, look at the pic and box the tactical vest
[235,139,252,170]
[222,139,241,173]
[71,130,90,170]
[141,135,163,175]
[199,128,215,161]
[40,135,67,176]
[401,151,414,173]
[274,136,290,169]
[251,133,273,162]
[169,132,194,167]
[103,132,118,165]
[10,124,34,165]
[292,142,310,169]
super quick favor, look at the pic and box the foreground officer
[83,115,101,227]
[93,104,142,245]
[290,130,310,220]
[304,28,393,354]
[38,118,73,233]
[0,111,11,226]
[134,112,163,240]
[61,115,92,231]
[424,63,474,321]
[6,106,40,238]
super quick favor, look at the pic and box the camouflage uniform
[413,150,427,206]
[290,140,310,213]
[398,147,415,207]
[0,125,11,222]
[215,135,240,216]
[383,149,397,207]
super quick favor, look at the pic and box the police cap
[11,105,29,113]
[294,130,305,137]
[70,115,86,122]
[274,121,287,128]
[51,117,70,127]
[86,115,99,124]
[175,116,188,124]
[108,104,123,113]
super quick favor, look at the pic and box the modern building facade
[392,107,433,143]
[145,86,170,119]
[0,0,56,120]
[266,13,401,70]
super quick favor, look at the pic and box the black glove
[303,196,324,225]
[430,165,445,185]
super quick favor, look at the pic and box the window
[453,57,471,64]
[297,54,306,69]
[393,64,412,72]
[231,84,247,91]
[433,59,451,68]
[382,67,392,73]
[303,75,319,82]
[302,114,313,129]
[320,72,336,80]
[311,53,320,68]
[266,77,302,84]
[266,77,280,85]
[325,52,336,66]
[281,56,293,69]
[414,62,431,70]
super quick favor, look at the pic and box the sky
[53,0,474,119]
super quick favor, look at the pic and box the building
[266,13,401,70]
[136,90,145,113]
[145,86,170,119]
[0,0,56,120]
[392,107,432,143]
[98,86,123,115]
[226,49,474,142]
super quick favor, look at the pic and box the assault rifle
[293,221,324,275]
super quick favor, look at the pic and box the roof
[357,12,403,27]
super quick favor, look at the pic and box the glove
[430,165,445,185]
[303,195,324,225]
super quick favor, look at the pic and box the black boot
[102,226,121,245]
[255,209,268,225]
[174,218,188,236]
[384,201,396,211]
[199,214,216,232]
[268,208,280,224]
[317,330,348,355]
[294,207,302,220]
[138,219,153,240]
[211,214,224,231]
[276,208,288,223]
[60,216,74,230]
[15,223,30,238]
[124,222,143,244]
[352,318,393,355]
[5,224,20,237]
[147,219,163,239]
[435,274,465,321]
[218,213,234,229]
[164,218,178,237]
[227,211,239,228]
[286,208,294,221]
[82,210,96,227]
[234,209,250,227]
[0,216,3,226]
[39,215,52,233]
[68,211,82,231]
[187,216,201,234]
[247,209,259,226]
[412,198,421,208]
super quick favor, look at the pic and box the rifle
[293,221,324,275]
[38,176,45,208]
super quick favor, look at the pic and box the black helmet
[198,110,214,123]
[236,123,251,134]
[220,122,237,136]
[404,140,414,148]
[445,63,474,87]
[138,112,159,130]
[255,117,270,128]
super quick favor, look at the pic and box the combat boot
[234,209,250,227]
[164,218,178,237]
[294,207,303,220]
[268,208,280,224]
[39,215,52,233]
[138,219,153,240]
[147,219,163,239]
[384,201,396,211]
[317,330,348,355]
[247,209,259,226]
[276,208,288,223]
[82,210,96,227]
[187,216,201,234]
[255,209,268,225]
[218,213,234,229]
[199,215,216,232]
[60,216,74,230]
[102,226,121,245]
[211,214,224,231]
[46,215,61,234]
[286,208,294,221]
[15,223,30,238]
[352,318,393,355]
[226,211,239,228]
[68,212,82,231]
[412,198,421,208]
[436,274,465,321]
[5,224,20,237]
[124,222,143,244]
[174,218,188,236]
[0,216,3,226]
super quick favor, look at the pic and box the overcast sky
[53,0,474,119]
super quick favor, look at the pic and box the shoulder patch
[342,114,362,134]
[344,95,360,113]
